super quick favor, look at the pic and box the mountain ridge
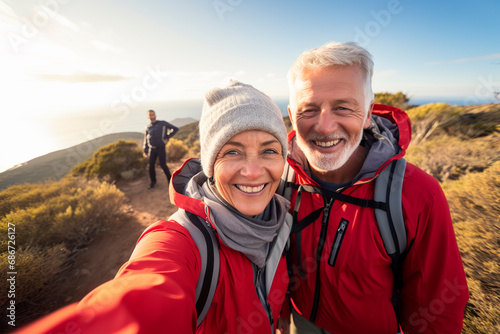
[0,132,144,191]
[0,117,198,191]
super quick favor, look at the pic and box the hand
[276,317,290,334]
[143,153,148,158]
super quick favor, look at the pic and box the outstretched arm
[14,221,201,334]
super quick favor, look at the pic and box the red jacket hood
[169,158,210,220]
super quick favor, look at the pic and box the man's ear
[364,102,374,129]
[287,105,296,130]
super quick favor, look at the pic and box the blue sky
[0,0,499,171]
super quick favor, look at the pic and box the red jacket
[16,159,291,334]
[287,104,468,334]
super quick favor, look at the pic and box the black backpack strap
[170,210,220,327]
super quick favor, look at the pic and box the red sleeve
[14,220,201,334]
[399,170,468,333]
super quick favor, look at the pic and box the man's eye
[334,107,352,114]
[298,109,318,117]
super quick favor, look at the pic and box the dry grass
[404,103,500,333]
[406,134,499,182]
[442,162,500,333]
[0,177,125,325]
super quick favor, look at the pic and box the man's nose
[316,110,338,136]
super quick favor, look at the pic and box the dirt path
[58,163,182,305]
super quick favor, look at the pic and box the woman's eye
[263,148,279,155]
[225,150,239,156]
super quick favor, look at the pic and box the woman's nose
[240,159,264,179]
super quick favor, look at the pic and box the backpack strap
[374,158,407,327]
[170,209,220,328]
[373,158,407,259]
[277,160,297,199]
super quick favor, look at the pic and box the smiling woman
[15,80,293,334]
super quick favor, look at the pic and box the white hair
[287,41,374,113]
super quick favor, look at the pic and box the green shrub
[374,91,410,110]
[406,102,463,121]
[71,140,146,181]
[166,138,189,162]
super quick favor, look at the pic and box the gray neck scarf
[198,181,289,268]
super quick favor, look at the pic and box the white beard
[296,127,364,172]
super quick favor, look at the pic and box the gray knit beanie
[200,80,288,177]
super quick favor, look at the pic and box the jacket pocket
[328,218,349,267]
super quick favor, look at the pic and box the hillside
[0,132,144,191]
[0,117,198,191]
[170,117,198,128]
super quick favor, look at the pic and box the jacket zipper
[309,198,333,322]
[255,265,274,333]
[328,218,349,267]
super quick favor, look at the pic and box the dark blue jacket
[143,120,178,153]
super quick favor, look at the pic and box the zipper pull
[322,199,332,225]
[328,218,349,267]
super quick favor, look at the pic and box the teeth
[237,184,265,193]
[315,139,341,147]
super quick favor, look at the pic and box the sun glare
[0,116,58,172]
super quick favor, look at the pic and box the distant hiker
[282,41,468,333]
[14,80,292,334]
[143,109,178,189]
